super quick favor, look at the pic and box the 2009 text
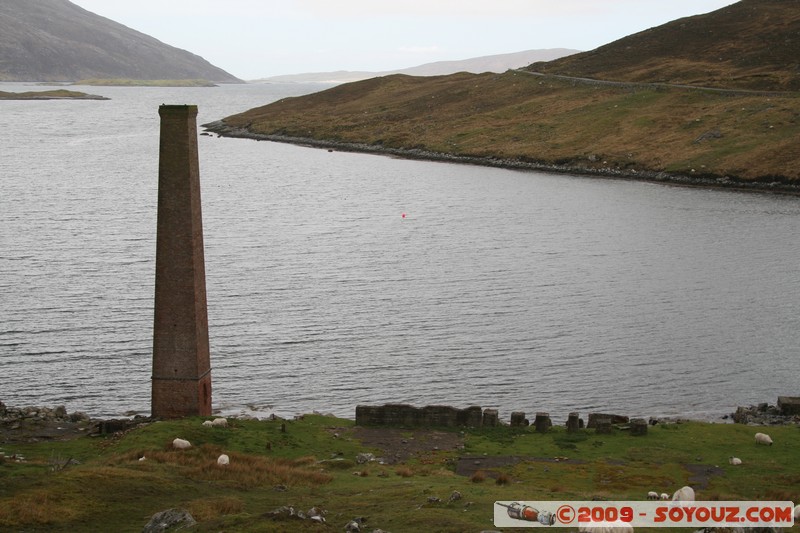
[577,506,633,523]
[494,500,795,528]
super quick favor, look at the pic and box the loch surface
[1,81,798,421]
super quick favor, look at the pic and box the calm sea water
[1,82,798,422]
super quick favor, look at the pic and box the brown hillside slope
[0,0,241,82]
[210,1,800,189]
[526,0,800,91]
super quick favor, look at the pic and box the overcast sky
[70,0,738,80]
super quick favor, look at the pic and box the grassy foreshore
[1,410,797,532]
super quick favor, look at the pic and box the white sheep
[660,493,669,500]
[671,485,695,502]
[211,417,228,428]
[647,491,659,500]
[728,456,742,465]
[754,432,773,445]
[217,454,230,466]
[794,504,799,523]
[202,420,213,427]
[172,438,191,450]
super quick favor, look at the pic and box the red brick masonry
[151,105,212,418]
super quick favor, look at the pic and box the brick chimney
[151,105,212,418]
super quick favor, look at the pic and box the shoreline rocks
[730,401,800,426]
[201,121,800,196]
[0,401,91,425]
[3,399,799,434]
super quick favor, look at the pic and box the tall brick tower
[151,105,212,418]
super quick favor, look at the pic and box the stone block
[630,418,648,436]
[534,412,552,433]
[594,417,613,434]
[566,412,581,433]
[510,411,528,427]
[587,412,628,428]
[355,404,487,427]
[777,396,800,416]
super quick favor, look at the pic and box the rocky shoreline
[201,120,800,196]
[2,398,797,446]
[727,401,800,426]
[0,402,95,446]
[0,401,156,445]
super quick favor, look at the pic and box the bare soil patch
[350,426,464,464]
[0,418,93,445]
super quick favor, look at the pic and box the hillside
[257,48,579,84]
[526,0,800,91]
[207,0,800,190]
[0,0,241,83]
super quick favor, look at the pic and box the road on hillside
[513,69,788,97]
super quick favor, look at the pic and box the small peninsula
[206,0,800,194]
[0,89,108,100]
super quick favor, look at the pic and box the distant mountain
[0,0,241,83]
[526,0,800,91]
[255,49,580,83]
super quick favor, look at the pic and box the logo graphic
[496,502,556,525]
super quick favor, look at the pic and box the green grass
[1,416,798,532]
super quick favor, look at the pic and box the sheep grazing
[202,420,213,427]
[660,493,669,500]
[647,491,659,500]
[217,454,230,466]
[172,438,192,450]
[728,456,742,465]
[754,432,773,445]
[671,485,695,502]
[211,417,228,428]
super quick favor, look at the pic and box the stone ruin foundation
[355,404,490,428]
[355,404,638,434]
[353,396,800,432]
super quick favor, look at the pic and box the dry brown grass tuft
[186,496,245,521]
[0,489,81,527]
[703,491,746,501]
[112,445,331,489]
[496,472,511,485]
[762,488,797,502]
[395,466,414,478]
[470,470,486,483]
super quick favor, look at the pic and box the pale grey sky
[70,0,739,80]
